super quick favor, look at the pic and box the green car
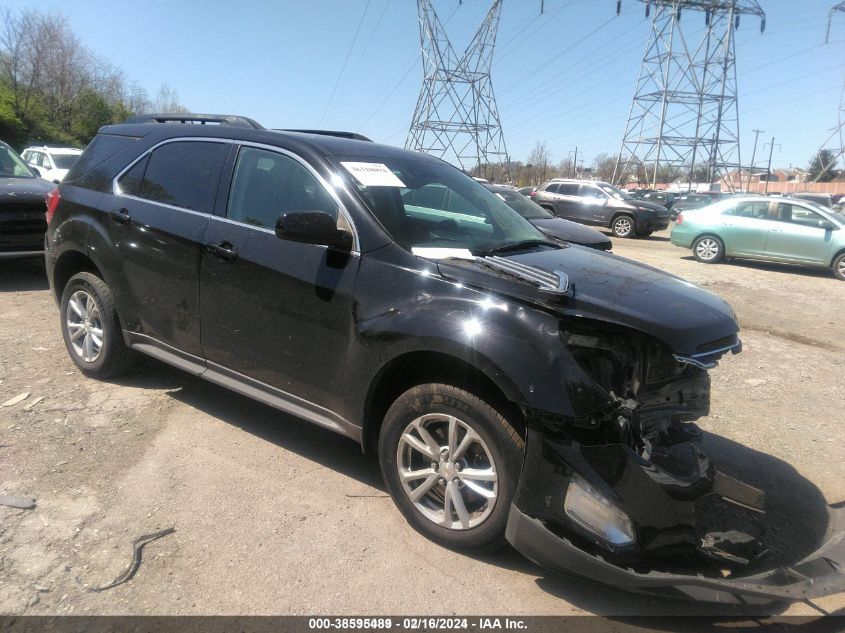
[670,196,845,280]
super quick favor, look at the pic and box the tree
[808,149,839,183]
[150,83,188,114]
[592,153,618,182]
[526,141,551,185]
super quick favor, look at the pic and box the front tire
[378,384,524,553]
[834,252,845,281]
[692,235,725,263]
[60,272,136,378]
[611,215,635,238]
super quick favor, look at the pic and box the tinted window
[580,185,606,199]
[404,184,448,209]
[227,147,338,229]
[776,203,825,227]
[543,183,559,193]
[65,134,138,183]
[558,184,580,196]
[139,141,228,212]
[725,201,770,219]
[117,155,149,197]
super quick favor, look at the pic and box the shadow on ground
[0,257,49,292]
[111,356,834,617]
[678,255,835,280]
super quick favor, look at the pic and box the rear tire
[692,235,724,263]
[60,272,136,378]
[378,383,524,553]
[611,215,635,238]
[834,252,845,281]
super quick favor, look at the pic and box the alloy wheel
[695,238,721,261]
[613,217,633,237]
[396,413,498,530]
[66,290,103,363]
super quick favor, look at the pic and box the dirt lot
[1,230,844,617]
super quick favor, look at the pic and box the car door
[110,138,230,357]
[577,184,609,225]
[764,202,835,264]
[718,200,775,257]
[554,183,585,221]
[199,144,359,418]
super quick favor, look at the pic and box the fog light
[564,474,635,547]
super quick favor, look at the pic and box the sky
[5,0,845,170]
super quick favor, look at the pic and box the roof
[24,146,83,154]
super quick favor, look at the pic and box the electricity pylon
[812,1,845,182]
[612,1,765,191]
[406,0,509,180]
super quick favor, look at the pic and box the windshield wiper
[474,239,558,257]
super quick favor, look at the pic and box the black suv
[533,179,670,238]
[44,114,845,603]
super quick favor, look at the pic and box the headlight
[636,206,655,213]
[564,474,635,548]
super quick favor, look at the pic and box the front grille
[696,335,738,354]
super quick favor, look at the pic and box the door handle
[206,241,238,262]
[109,208,130,224]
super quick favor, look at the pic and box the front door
[765,202,835,264]
[719,199,775,257]
[199,145,359,418]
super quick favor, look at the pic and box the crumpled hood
[436,246,738,355]
[530,218,612,249]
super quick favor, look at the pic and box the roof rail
[122,113,264,129]
[276,129,372,142]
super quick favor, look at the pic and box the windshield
[52,154,79,170]
[336,156,552,255]
[596,182,633,201]
[0,145,34,178]
[493,189,552,220]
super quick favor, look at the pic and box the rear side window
[725,201,770,219]
[116,155,150,197]
[65,134,138,183]
[139,141,228,212]
[558,184,580,195]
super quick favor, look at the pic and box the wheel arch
[609,211,635,228]
[692,232,726,252]
[830,246,845,268]
[362,350,524,454]
[51,249,103,304]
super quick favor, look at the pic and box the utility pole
[746,128,764,192]
[572,147,578,178]
[764,137,780,195]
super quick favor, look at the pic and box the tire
[692,235,725,264]
[59,272,136,378]
[378,383,524,553]
[611,215,635,238]
[834,252,845,281]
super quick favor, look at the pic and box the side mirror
[818,219,838,231]
[275,210,352,249]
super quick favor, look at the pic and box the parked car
[625,187,654,199]
[670,196,845,280]
[44,114,845,603]
[0,140,54,259]
[482,184,612,250]
[670,192,720,218]
[533,179,670,238]
[517,185,536,197]
[639,190,677,211]
[21,146,82,182]
[788,192,833,208]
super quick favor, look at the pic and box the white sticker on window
[341,162,406,187]
[411,247,475,260]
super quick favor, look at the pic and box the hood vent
[476,256,571,296]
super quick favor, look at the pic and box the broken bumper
[505,429,845,604]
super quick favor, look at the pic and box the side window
[579,185,605,199]
[116,155,150,196]
[727,201,770,219]
[405,184,448,210]
[139,141,228,212]
[227,147,338,229]
[543,183,559,194]
[558,184,580,195]
[777,203,824,228]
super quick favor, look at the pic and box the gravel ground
[1,229,843,617]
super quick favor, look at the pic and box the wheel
[611,215,635,238]
[834,252,845,281]
[378,383,524,553]
[692,235,724,263]
[60,272,136,378]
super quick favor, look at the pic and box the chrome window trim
[111,136,360,252]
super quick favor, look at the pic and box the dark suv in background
[43,114,845,604]
[533,179,670,238]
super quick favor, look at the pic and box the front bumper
[505,430,845,604]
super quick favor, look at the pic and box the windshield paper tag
[411,247,475,261]
[340,162,406,187]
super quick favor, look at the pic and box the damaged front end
[506,324,845,603]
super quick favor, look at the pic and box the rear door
[577,184,609,225]
[765,202,835,264]
[110,138,230,356]
[199,144,359,418]
[554,183,584,221]
[718,199,775,256]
